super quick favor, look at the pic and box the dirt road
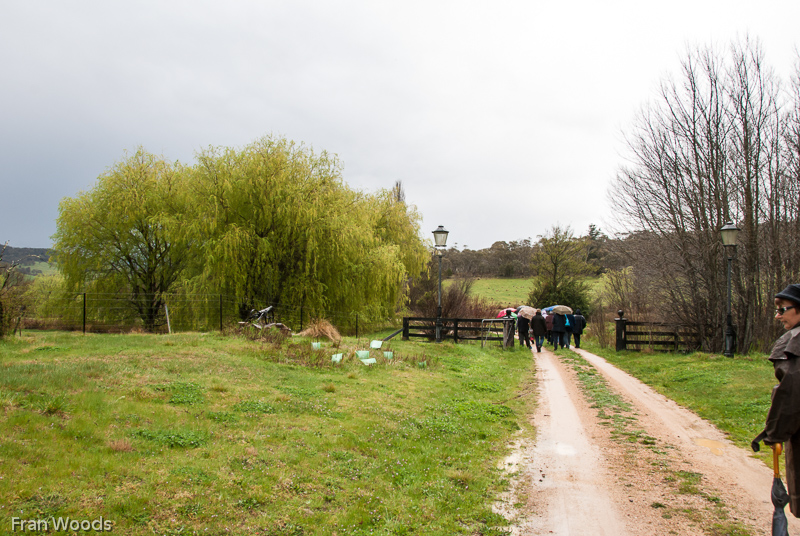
[495,346,800,535]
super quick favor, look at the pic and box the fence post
[219,294,223,333]
[453,319,459,343]
[503,319,515,348]
[82,293,86,334]
[615,310,626,351]
[402,317,409,340]
[355,314,359,339]
[165,305,172,334]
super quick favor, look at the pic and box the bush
[0,258,31,338]
[527,280,590,315]
[411,277,497,319]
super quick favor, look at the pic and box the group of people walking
[513,307,586,352]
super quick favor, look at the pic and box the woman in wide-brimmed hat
[753,283,800,517]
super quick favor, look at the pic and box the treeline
[45,136,427,332]
[608,37,800,352]
[436,224,609,280]
[437,239,535,278]
[0,246,50,276]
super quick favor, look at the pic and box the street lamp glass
[720,222,740,247]
[432,226,449,248]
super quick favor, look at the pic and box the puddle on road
[693,437,725,455]
[553,442,578,456]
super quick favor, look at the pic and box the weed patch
[131,428,208,448]
[233,400,276,414]
[155,381,205,405]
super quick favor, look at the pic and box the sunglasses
[775,306,797,315]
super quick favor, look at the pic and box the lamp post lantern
[721,222,740,357]
[432,226,449,343]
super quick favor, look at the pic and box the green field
[0,330,534,535]
[19,259,59,278]
[452,276,603,309]
[30,260,58,276]
[448,278,533,307]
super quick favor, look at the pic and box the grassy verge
[580,339,775,465]
[0,330,535,535]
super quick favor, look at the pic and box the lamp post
[721,222,740,357]
[432,226,449,343]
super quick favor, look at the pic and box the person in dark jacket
[531,309,547,352]
[544,313,554,346]
[517,314,532,349]
[551,313,567,350]
[572,309,587,348]
[752,283,800,517]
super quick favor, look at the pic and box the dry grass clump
[297,318,341,342]
[108,438,134,452]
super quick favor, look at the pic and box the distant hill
[0,245,53,276]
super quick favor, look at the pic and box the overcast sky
[2,1,799,250]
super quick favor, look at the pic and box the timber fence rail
[402,316,516,346]
[614,310,701,352]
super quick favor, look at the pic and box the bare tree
[0,243,29,338]
[610,37,797,352]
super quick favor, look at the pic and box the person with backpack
[572,309,587,348]
[551,312,567,350]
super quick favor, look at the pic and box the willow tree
[52,148,191,330]
[185,136,427,323]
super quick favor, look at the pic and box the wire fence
[20,292,393,337]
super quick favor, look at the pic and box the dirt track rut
[495,346,800,535]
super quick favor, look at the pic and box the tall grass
[0,331,534,535]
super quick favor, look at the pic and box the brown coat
[760,326,800,516]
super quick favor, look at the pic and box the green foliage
[52,148,191,330]
[185,136,427,323]
[528,225,593,312]
[528,225,595,313]
[131,428,209,448]
[51,137,428,331]
[156,382,205,405]
[529,279,591,313]
[233,400,276,414]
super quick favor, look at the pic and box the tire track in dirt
[496,346,800,535]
